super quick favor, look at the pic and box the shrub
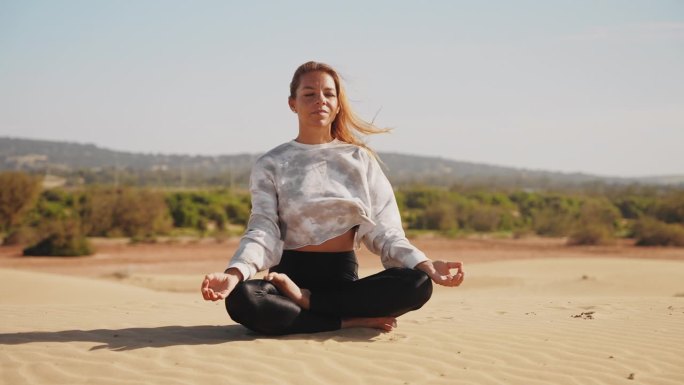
[467,205,502,232]
[403,188,450,210]
[23,219,94,256]
[116,188,172,237]
[633,218,684,247]
[613,195,657,219]
[166,193,202,228]
[81,187,117,236]
[567,223,615,246]
[225,198,250,226]
[0,172,42,232]
[532,207,576,236]
[421,202,458,231]
[2,226,39,246]
[83,187,172,238]
[653,192,684,224]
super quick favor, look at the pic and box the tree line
[1,171,683,256]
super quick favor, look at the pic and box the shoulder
[332,140,374,162]
[257,142,292,163]
[251,142,293,173]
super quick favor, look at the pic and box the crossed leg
[226,268,432,335]
[265,272,398,331]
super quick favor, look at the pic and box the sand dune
[1,258,684,385]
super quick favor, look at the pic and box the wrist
[415,260,435,274]
[224,267,244,282]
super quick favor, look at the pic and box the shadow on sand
[0,325,385,351]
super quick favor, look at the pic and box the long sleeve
[226,156,284,280]
[360,153,429,269]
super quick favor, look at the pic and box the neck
[295,126,334,145]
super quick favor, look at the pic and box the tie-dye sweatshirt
[226,139,429,280]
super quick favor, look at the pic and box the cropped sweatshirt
[226,139,429,280]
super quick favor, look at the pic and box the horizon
[2,134,681,180]
[1,1,683,178]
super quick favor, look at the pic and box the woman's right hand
[201,269,243,301]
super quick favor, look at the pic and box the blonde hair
[289,61,390,156]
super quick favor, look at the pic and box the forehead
[298,71,336,89]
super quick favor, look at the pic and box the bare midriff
[293,228,356,252]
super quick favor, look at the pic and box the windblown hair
[289,61,390,156]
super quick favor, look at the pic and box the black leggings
[225,250,433,335]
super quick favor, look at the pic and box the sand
[1,239,684,384]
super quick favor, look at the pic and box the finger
[447,261,462,269]
[201,280,211,300]
[437,273,459,287]
[454,271,465,286]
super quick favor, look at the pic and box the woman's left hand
[416,260,465,287]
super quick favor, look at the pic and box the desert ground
[1,236,683,385]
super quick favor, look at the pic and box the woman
[201,61,464,335]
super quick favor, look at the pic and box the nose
[315,92,326,105]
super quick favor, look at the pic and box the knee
[225,280,290,335]
[410,269,433,309]
[388,267,433,309]
[225,281,253,325]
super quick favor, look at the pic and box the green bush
[566,198,619,245]
[83,187,172,238]
[567,223,615,246]
[81,187,116,236]
[23,219,94,256]
[225,198,250,225]
[532,207,576,236]
[653,192,684,224]
[116,188,172,237]
[613,195,657,220]
[0,172,42,233]
[167,193,202,228]
[166,190,250,233]
[2,226,39,246]
[467,205,502,232]
[633,218,684,247]
[423,202,458,231]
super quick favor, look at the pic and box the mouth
[312,110,328,115]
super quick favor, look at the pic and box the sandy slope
[1,258,684,385]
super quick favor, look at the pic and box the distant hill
[1,136,682,189]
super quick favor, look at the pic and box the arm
[225,156,284,280]
[200,157,283,301]
[360,153,429,269]
[361,153,465,287]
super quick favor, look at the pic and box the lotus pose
[201,61,464,335]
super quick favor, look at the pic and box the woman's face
[288,71,340,130]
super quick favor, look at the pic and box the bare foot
[341,317,398,332]
[264,272,311,310]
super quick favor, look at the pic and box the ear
[288,97,296,112]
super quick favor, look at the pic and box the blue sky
[1,0,682,177]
